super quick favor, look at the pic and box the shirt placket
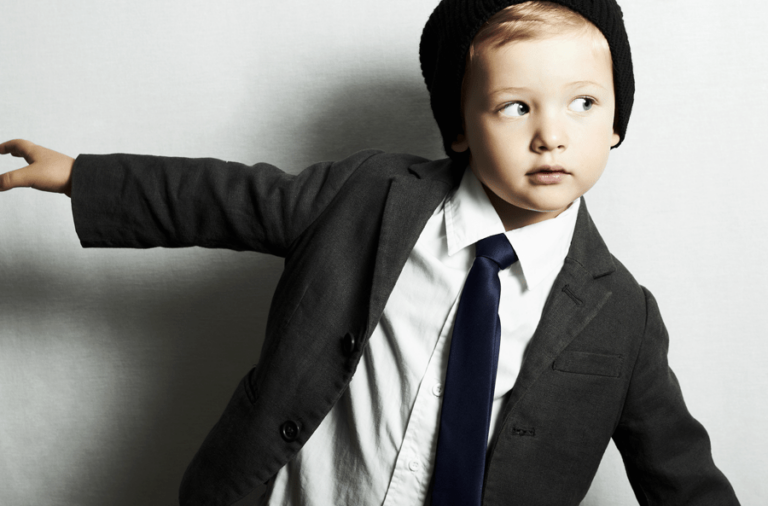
[381,297,459,506]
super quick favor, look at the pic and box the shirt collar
[444,168,580,291]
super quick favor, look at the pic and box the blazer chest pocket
[552,351,623,378]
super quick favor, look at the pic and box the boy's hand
[0,139,75,197]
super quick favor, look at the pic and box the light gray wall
[0,0,765,504]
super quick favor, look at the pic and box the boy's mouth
[527,165,569,184]
[527,164,568,175]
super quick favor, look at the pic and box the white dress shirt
[262,169,580,506]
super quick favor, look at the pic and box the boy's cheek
[474,127,522,162]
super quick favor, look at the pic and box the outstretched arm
[2,139,381,256]
[0,139,74,196]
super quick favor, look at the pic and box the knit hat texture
[420,0,634,160]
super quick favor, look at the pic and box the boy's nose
[530,116,567,153]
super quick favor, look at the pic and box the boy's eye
[569,97,594,112]
[500,102,529,117]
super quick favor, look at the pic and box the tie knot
[475,233,518,270]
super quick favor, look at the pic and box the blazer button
[342,332,356,356]
[280,420,300,442]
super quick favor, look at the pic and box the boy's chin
[525,199,577,213]
[490,188,576,214]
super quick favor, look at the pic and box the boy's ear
[611,131,621,147]
[452,134,469,153]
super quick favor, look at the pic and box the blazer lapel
[504,199,617,413]
[366,158,460,336]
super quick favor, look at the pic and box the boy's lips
[527,165,569,184]
[527,164,568,174]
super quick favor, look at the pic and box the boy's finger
[0,139,35,159]
[0,166,32,192]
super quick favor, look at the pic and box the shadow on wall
[255,69,446,170]
[0,74,444,506]
[0,250,281,505]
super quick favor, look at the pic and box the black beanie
[419,0,634,161]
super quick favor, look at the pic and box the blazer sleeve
[612,287,739,505]
[70,150,381,256]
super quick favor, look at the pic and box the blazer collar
[365,157,461,336]
[407,156,465,186]
[567,197,616,279]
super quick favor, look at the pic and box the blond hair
[460,2,612,118]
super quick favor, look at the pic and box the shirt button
[432,383,443,397]
[408,460,421,472]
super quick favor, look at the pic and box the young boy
[0,0,740,505]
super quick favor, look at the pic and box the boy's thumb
[0,167,32,192]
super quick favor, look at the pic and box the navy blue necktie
[431,233,518,506]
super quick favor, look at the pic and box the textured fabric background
[0,0,765,504]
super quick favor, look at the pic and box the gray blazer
[71,149,738,506]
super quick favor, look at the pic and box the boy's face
[453,30,620,230]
